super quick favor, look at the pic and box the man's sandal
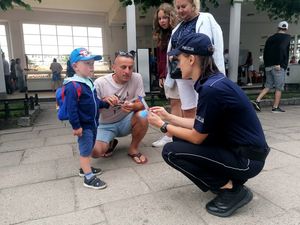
[104,139,118,157]
[128,152,148,164]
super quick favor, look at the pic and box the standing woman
[152,3,181,147]
[165,0,225,118]
[148,33,269,217]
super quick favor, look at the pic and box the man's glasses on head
[115,50,136,59]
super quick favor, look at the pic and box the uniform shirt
[193,73,268,150]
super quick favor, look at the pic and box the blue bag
[55,81,82,121]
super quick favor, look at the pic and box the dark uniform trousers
[162,138,265,192]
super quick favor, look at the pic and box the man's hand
[102,95,119,106]
[73,127,83,137]
[121,101,135,112]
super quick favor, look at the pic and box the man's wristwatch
[160,122,169,133]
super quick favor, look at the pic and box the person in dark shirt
[148,33,269,217]
[252,21,291,113]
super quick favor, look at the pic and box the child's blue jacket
[64,75,109,130]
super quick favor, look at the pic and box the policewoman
[148,33,269,217]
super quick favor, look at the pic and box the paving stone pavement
[0,102,300,225]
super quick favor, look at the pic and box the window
[22,23,104,70]
[0,24,9,59]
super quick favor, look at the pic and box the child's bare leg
[80,156,92,174]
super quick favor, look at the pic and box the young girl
[152,3,181,147]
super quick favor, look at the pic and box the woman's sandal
[128,152,148,164]
[104,139,118,157]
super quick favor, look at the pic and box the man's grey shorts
[96,112,134,143]
[265,67,285,91]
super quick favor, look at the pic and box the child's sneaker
[83,175,107,190]
[79,167,102,177]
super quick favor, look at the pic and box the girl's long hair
[153,3,179,50]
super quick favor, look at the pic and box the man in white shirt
[93,51,148,164]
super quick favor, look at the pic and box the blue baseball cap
[168,33,214,57]
[69,48,102,64]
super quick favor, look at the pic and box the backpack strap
[71,81,82,101]
[61,86,66,101]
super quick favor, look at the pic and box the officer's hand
[148,111,164,128]
[150,106,169,121]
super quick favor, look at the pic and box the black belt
[231,145,270,162]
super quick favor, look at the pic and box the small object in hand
[138,96,149,110]
[139,109,148,118]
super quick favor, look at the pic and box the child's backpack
[56,81,82,121]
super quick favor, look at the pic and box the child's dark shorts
[77,128,97,157]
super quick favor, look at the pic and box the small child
[65,48,109,189]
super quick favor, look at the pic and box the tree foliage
[119,0,228,12]
[119,0,300,22]
[254,0,300,22]
[0,0,42,11]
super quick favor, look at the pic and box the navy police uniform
[162,73,269,192]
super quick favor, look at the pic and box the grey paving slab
[253,210,300,225]
[162,185,286,225]
[264,130,295,144]
[45,134,77,146]
[264,149,300,171]
[247,169,300,210]
[74,168,151,210]
[0,161,56,189]
[270,140,300,158]
[0,138,45,153]
[0,131,39,142]
[19,207,106,225]
[134,162,192,191]
[103,186,207,225]
[0,151,23,168]
[90,157,123,172]
[38,127,73,138]
[56,157,80,179]
[0,126,33,135]
[0,179,75,225]
[1,103,300,224]
[22,144,73,164]
[108,146,163,169]
[32,124,67,131]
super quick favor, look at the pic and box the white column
[228,0,243,82]
[0,46,6,95]
[294,35,298,57]
[126,3,137,52]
